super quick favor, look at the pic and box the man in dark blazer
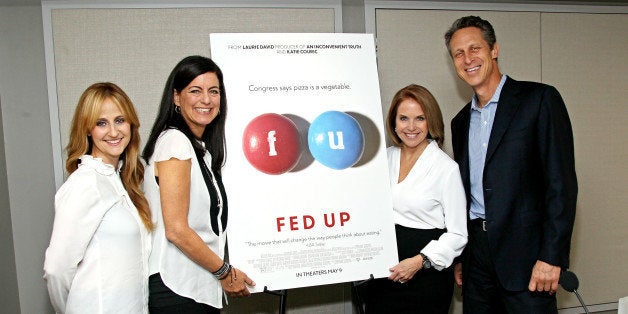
[444,16,578,313]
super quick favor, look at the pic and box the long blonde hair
[66,82,152,230]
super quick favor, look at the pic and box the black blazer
[451,77,578,291]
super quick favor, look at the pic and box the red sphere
[242,113,301,175]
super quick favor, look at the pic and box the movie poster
[210,33,397,292]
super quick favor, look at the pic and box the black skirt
[359,224,454,314]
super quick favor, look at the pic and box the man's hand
[454,262,463,287]
[528,260,561,294]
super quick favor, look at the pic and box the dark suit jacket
[451,76,578,291]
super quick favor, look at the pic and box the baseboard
[559,302,618,313]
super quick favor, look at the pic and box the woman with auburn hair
[361,84,467,313]
[44,82,152,313]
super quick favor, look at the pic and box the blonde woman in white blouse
[44,82,153,313]
[361,84,468,314]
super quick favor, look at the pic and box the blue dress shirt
[468,75,507,220]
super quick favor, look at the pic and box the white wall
[0,4,56,314]
[0,98,21,313]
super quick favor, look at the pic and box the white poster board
[210,33,397,292]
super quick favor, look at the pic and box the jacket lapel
[485,77,522,163]
[455,104,472,189]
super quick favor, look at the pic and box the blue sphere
[308,111,364,170]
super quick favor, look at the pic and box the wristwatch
[420,253,432,270]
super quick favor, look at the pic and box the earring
[174,106,181,114]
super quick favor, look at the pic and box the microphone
[559,270,579,292]
[560,270,589,314]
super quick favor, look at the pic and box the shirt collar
[471,74,508,111]
[79,154,118,176]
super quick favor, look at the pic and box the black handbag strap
[194,148,228,236]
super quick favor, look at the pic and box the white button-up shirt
[388,141,468,270]
[44,155,151,314]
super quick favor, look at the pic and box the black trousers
[149,273,220,314]
[360,225,454,314]
[463,220,557,314]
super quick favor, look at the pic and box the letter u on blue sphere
[308,111,364,170]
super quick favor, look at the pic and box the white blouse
[387,141,468,270]
[44,155,151,314]
[144,129,226,308]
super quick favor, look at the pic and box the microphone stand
[560,270,589,314]
[571,288,589,314]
